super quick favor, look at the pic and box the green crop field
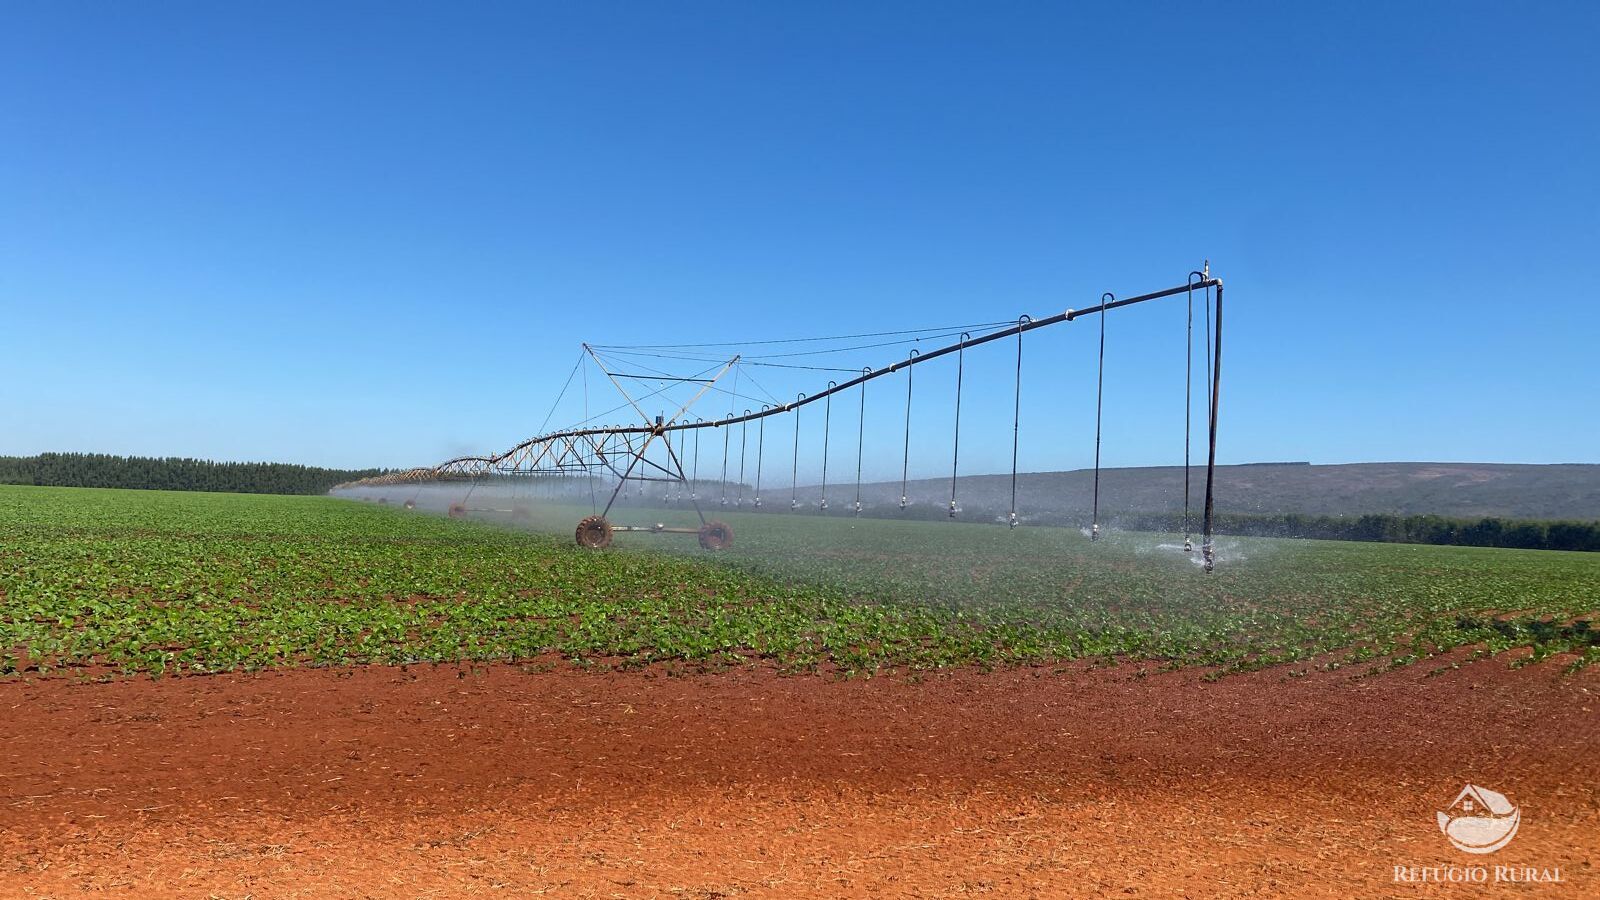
[2,484,1597,679]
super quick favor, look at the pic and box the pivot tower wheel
[575,515,614,549]
[697,520,734,551]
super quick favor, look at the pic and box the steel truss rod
[343,276,1224,492]
[506,278,1219,446]
[608,372,717,383]
[694,279,1219,433]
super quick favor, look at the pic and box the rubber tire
[697,520,734,551]
[575,515,614,549]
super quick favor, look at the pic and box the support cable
[900,349,919,509]
[587,350,770,410]
[582,357,597,513]
[665,426,678,502]
[739,366,784,407]
[790,394,805,510]
[820,381,836,511]
[720,423,730,507]
[1184,271,1204,551]
[950,334,969,517]
[1009,316,1030,529]
[591,347,866,376]
[719,367,739,506]
[677,426,687,502]
[854,368,870,515]
[692,419,702,501]
[555,358,723,436]
[592,319,1015,352]
[601,325,1013,364]
[1202,281,1223,573]
[737,411,749,507]
[755,405,769,507]
[538,351,587,435]
[1091,293,1112,542]
[738,328,1000,361]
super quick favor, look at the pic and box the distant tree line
[842,499,1600,552]
[0,453,386,496]
[741,495,1600,552]
[1121,512,1600,553]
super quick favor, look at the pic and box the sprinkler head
[790,499,798,510]
[1091,523,1100,542]
[1008,512,1018,529]
[820,498,829,510]
[899,496,908,509]
[1183,539,1193,553]
[853,500,862,515]
[948,499,959,517]
[754,497,762,508]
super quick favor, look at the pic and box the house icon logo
[1437,784,1521,854]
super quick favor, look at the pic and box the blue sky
[2,1,1596,476]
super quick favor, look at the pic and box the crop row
[2,486,1596,678]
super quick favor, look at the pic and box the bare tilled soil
[2,659,1596,898]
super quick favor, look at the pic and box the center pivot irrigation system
[346,266,1227,570]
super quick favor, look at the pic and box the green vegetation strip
[2,485,1597,679]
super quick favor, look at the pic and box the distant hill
[854,462,1600,523]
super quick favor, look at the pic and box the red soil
[2,659,1596,898]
